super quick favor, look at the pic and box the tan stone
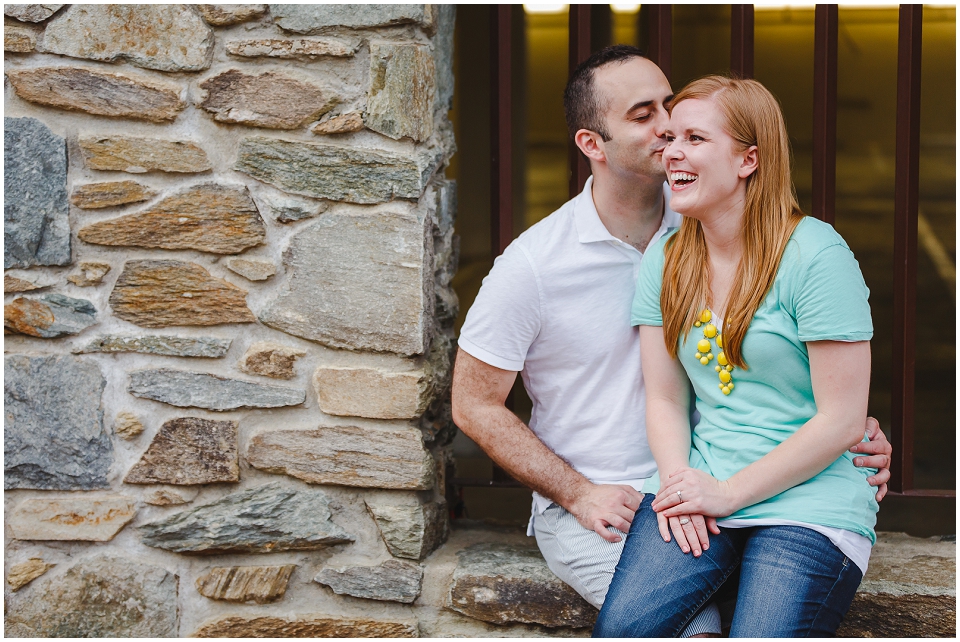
[4,294,97,338]
[365,495,448,561]
[197,4,267,26]
[143,486,199,506]
[238,341,305,379]
[315,367,424,419]
[4,275,43,293]
[78,135,211,173]
[4,23,37,52]
[311,112,364,135]
[9,496,136,541]
[114,411,144,439]
[246,425,435,490]
[226,37,358,59]
[193,615,418,638]
[79,184,265,254]
[6,67,185,123]
[109,260,256,328]
[67,262,110,287]
[124,417,239,485]
[70,181,157,209]
[366,43,436,142]
[8,558,55,591]
[4,5,62,22]
[226,258,276,281]
[199,69,337,129]
[196,565,296,603]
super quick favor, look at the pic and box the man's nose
[652,107,669,138]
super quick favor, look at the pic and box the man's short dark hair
[563,45,647,142]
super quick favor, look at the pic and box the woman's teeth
[671,172,698,185]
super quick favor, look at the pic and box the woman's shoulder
[783,216,854,270]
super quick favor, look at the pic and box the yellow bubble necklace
[693,309,735,395]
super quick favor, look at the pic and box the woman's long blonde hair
[661,76,804,368]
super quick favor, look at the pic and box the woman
[593,76,878,637]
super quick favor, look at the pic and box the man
[451,46,891,634]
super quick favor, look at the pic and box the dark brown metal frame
[812,5,838,225]
[568,4,593,198]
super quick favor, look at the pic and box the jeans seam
[805,556,852,638]
[670,554,741,638]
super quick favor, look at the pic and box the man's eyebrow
[625,99,654,114]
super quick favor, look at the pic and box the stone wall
[3,4,465,637]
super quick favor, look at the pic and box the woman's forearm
[647,399,693,480]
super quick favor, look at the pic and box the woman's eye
[690,135,704,142]
[665,135,675,142]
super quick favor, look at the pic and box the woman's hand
[656,509,720,556]
[653,467,739,519]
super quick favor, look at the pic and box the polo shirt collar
[574,176,683,245]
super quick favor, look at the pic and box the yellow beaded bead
[695,352,702,359]
[717,352,728,366]
[703,324,717,338]
[722,386,731,395]
[715,365,721,372]
[728,383,734,390]
[694,321,702,327]
[700,310,712,323]
[706,353,713,360]
[697,339,710,353]
[700,356,709,365]
[717,335,723,349]
[719,370,732,383]
[726,365,733,372]
[719,383,724,389]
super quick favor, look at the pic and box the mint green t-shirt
[632,216,878,543]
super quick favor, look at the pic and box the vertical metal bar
[569,4,592,199]
[812,5,838,225]
[891,4,922,493]
[490,5,513,257]
[730,4,754,78]
[646,4,672,82]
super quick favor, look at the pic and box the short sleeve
[458,242,542,371]
[793,243,873,342]
[631,234,670,327]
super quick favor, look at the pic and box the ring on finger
[676,490,683,502]
[679,517,690,525]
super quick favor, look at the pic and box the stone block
[271,4,431,33]
[113,411,144,439]
[235,136,444,204]
[79,184,265,254]
[76,334,232,358]
[251,188,328,223]
[247,425,435,490]
[4,275,45,293]
[434,5,455,110]
[227,37,358,59]
[194,615,419,637]
[366,494,448,560]
[4,23,37,51]
[4,555,178,637]
[78,135,211,173]
[311,111,364,135]
[4,355,110,490]
[6,67,185,122]
[8,558,54,591]
[139,482,354,554]
[199,69,337,129]
[238,341,305,379]
[129,368,305,411]
[9,496,137,541]
[315,559,423,603]
[4,4,62,22]
[4,117,70,269]
[124,417,239,485]
[196,565,297,603]
[109,260,256,327]
[70,180,157,209]
[226,258,276,281]
[259,209,433,355]
[39,4,213,72]
[197,4,267,26]
[4,294,97,338]
[66,261,110,287]
[448,542,596,628]
[366,43,435,142]
[144,486,199,506]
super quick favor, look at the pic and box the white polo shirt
[459,177,680,517]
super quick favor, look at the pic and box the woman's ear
[738,145,759,178]
[575,129,606,163]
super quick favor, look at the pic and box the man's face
[591,57,673,180]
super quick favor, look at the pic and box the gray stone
[235,136,444,204]
[139,482,354,554]
[270,4,431,33]
[9,496,137,541]
[200,69,337,130]
[227,37,358,59]
[365,494,448,560]
[434,5,455,110]
[5,23,37,51]
[311,111,364,135]
[226,258,276,281]
[6,67,185,122]
[129,369,305,411]
[247,425,435,490]
[39,4,213,72]
[197,4,267,26]
[196,564,296,603]
[366,43,435,142]
[78,135,211,173]
[4,117,70,269]
[4,355,110,490]
[238,341,305,379]
[113,411,144,440]
[259,209,433,356]
[449,543,596,628]
[75,335,232,358]
[193,614,418,638]
[4,555,178,637]
[70,180,157,209]
[4,294,97,338]
[124,417,239,485]
[66,261,110,286]
[4,4,62,22]
[251,188,328,223]
[315,559,423,603]
[7,558,55,591]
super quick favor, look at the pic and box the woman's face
[662,97,755,220]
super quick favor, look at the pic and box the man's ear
[738,145,758,178]
[575,129,605,163]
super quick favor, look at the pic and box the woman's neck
[699,197,745,265]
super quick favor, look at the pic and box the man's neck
[591,170,666,253]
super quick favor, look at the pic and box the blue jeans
[593,496,863,637]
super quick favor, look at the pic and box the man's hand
[850,416,891,501]
[568,483,643,543]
